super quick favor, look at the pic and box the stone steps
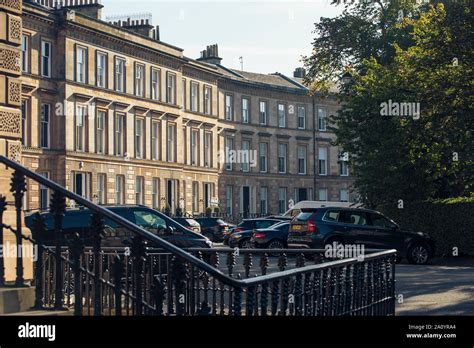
[5,309,73,316]
[0,287,35,315]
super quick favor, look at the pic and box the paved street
[395,260,474,316]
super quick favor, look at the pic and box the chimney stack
[293,67,306,79]
[197,44,222,65]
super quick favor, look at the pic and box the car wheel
[240,239,253,249]
[267,239,285,250]
[407,243,430,265]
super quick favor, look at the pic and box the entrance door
[242,186,250,218]
[298,188,308,202]
[166,180,175,213]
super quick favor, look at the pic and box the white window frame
[166,72,176,104]
[191,129,199,166]
[241,140,250,172]
[40,103,50,149]
[278,188,287,215]
[96,52,107,88]
[151,68,161,101]
[151,120,160,160]
[39,172,50,211]
[204,132,211,167]
[226,185,233,215]
[319,188,328,201]
[135,118,144,159]
[298,145,307,175]
[259,101,267,125]
[259,142,268,173]
[41,40,52,78]
[22,34,29,73]
[318,107,327,131]
[76,46,87,83]
[115,57,125,93]
[297,106,306,129]
[278,143,287,174]
[96,173,106,205]
[114,113,125,156]
[96,110,106,154]
[116,175,125,204]
[318,147,328,176]
[260,187,268,215]
[135,176,144,205]
[135,63,145,97]
[152,178,160,209]
[242,97,250,123]
[340,189,349,202]
[75,105,87,152]
[225,94,233,121]
[225,136,234,171]
[167,123,176,162]
[278,103,286,128]
[204,86,212,115]
[191,82,199,112]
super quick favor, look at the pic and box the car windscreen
[294,212,314,222]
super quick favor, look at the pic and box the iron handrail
[0,155,397,289]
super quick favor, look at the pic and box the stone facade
[18,0,355,220]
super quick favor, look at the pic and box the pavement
[395,259,474,316]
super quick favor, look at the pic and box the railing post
[171,255,188,316]
[112,255,124,316]
[152,274,165,316]
[90,213,105,316]
[50,191,66,309]
[131,235,146,316]
[243,252,252,278]
[10,170,27,287]
[69,233,84,316]
[0,195,7,286]
[233,286,242,316]
[31,213,46,309]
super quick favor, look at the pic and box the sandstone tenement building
[13,0,354,217]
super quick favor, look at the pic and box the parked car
[251,222,290,249]
[283,200,362,218]
[287,207,435,265]
[25,205,212,249]
[173,217,201,234]
[194,217,231,242]
[224,218,285,247]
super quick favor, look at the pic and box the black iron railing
[0,155,396,316]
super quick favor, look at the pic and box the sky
[102,0,344,77]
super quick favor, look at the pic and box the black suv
[194,217,230,242]
[288,207,435,265]
[25,205,212,249]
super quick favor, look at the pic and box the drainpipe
[312,95,317,199]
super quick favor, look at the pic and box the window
[133,210,167,234]
[72,172,91,199]
[166,72,176,104]
[96,110,106,154]
[226,185,233,215]
[114,113,125,156]
[191,129,199,166]
[278,144,287,174]
[152,178,160,209]
[21,35,29,73]
[318,147,327,175]
[297,106,306,129]
[151,121,160,160]
[339,153,349,176]
[96,52,107,88]
[318,189,328,201]
[340,211,368,226]
[340,189,349,202]
[204,86,212,115]
[260,187,268,215]
[204,132,211,167]
[75,106,86,152]
[369,213,396,229]
[76,46,87,83]
[135,64,145,97]
[278,188,287,215]
[298,145,307,174]
[318,108,327,131]
[191,82,199,112]
[116,175,125,204]
[167,123,176,162]
[241,140,250,172]
[225,136,234,171]
[259,142,268,173]
[115,58,125,92]
[242,98,250,123]
[21,100,28,146]
[135,118,144,159]
[39,172,50,211]
[41,41,51,78]
[151,69,161,101]
[259,101,267,125]
[97,174,106,205]
[225,94,233,121]
[135,176,144,205]
[192,182,199,213]
[278,103,286,128]
[40,104,50,149]
[181,78,186,108]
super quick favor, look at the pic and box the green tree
[320,2,473,207]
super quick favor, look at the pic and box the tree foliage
[305,1,473,207]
